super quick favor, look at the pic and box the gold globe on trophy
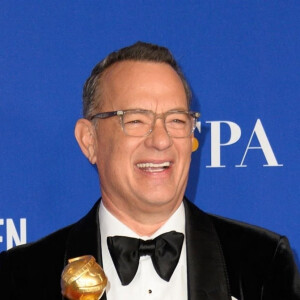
[61,255,107,300]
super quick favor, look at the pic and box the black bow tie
[107,231,184,285]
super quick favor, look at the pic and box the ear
[75,119,97,164]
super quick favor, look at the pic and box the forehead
[99,61,188,110]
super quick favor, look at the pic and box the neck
[102,197,182,236]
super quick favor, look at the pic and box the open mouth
[136,162,171,172]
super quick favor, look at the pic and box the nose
[144,118,173,150]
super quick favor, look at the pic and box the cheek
[176,140,192,160]
[97,134,139,169]
[95,134,117,170]
[176,143,193,177]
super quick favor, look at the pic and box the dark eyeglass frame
[90,109,200,138]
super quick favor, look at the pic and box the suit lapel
[62,199,107,300]
[184,199,231,300]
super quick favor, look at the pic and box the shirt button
[148,289,152,294]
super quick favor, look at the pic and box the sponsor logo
[0,218,27,250]
[195,119,283,168]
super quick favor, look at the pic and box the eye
[125,119,143,124]
[171,118,186,124]
[167,116,187,124]
[124,118,148,127]
[123,112,152,126]
[166,113,189,129]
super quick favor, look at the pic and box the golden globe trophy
[61,255,107,300]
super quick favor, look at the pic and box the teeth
[137,162,171,168]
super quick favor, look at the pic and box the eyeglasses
[90,109,200,138]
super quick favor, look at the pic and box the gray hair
[82,41,192,119]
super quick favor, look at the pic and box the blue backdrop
[0,1,299,266]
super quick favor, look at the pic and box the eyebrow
[117,107,189,112]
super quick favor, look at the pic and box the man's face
[93,61,193,219]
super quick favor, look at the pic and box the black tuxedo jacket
[0,198,299,300]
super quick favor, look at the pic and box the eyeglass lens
[122,111,195,137]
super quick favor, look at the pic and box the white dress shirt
[99,202,238,300]
[99,202,187,300]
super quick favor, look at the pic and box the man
[0,42,299,300]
